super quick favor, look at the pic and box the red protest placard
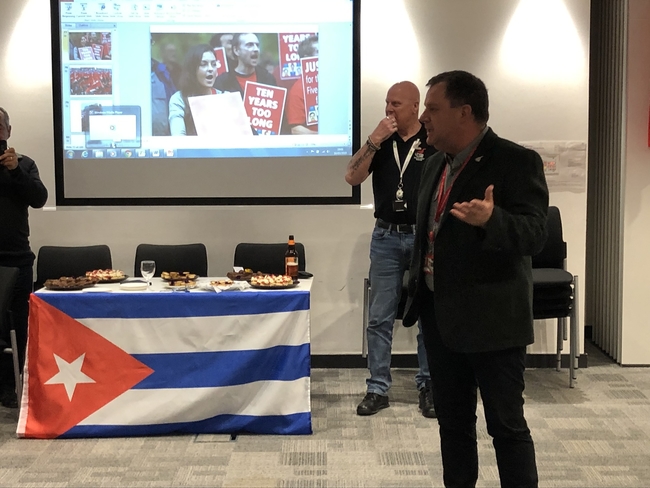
[212,47,229,76]
[278,33,316,80]
[91,43,103,60]
[301,56,319,126]
[243,82,287,135]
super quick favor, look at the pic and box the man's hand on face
[450,185,495,228]
[368,116,398,147]
[0,147,19,171]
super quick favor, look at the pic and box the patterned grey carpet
[1,342,649,487]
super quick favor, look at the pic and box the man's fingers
[484,185,494,203]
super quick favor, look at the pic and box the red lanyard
[434,149,476,224]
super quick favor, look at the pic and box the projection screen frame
[51,0,361,206]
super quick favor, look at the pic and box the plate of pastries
[44,276,98,291]
[249,274,297,289]
[85,269,128,283]
[161,271,198,289]
[161,271,198,281]
[165,282,198,290]
[210,279,234,287]
[226,269,265,282]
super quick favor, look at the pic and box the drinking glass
[140,260,156,289]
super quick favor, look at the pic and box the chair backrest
[36,245,112,289]
[234,243,306,275]
[0,266,19,337]
[531,206,574,321]
[532,206,567,270]
[134,243,208,277]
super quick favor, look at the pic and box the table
[17,278,312,439]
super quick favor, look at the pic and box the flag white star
[44,353,96,401]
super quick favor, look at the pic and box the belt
[376,219,415,234]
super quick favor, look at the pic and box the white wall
[1,0,590,356]
[622,1,650,365]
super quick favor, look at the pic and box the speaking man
[404,70,548,487]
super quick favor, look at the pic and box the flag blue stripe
[131,344,311,388]
[37,291,310,319]
[62,412,313,437]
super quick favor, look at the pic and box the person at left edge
[345,81,437,417]
[0,106,48,408]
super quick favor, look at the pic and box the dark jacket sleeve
[8,155,48,208]
[480,144,548,257]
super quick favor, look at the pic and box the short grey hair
[0,107,10,128]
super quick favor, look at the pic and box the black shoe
[0,389,18,409]
[419,381,436,418]
[356,392,389,416]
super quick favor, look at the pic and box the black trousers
[0,264,32,389]
[420,289,538,488]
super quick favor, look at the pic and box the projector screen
[51,0,360,205]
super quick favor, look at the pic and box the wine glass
[140,260,156,289]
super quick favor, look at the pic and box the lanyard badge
[392,138,420,212]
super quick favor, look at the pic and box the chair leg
[362,278,369,358]
[569,312,576,388]
[9,330,22,404]
[556,317,564,372]
[570,275,580,387]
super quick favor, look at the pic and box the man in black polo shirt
[345,81,437,416]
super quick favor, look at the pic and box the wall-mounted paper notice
[519,141,587,193]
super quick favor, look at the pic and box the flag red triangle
[22,295,154,438]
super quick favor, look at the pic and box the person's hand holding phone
[0,141,19,170]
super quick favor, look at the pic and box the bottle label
[285,257,299,278]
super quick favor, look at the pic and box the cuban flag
[17,292,312,438]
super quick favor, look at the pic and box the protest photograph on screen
[69,31,112,61]
[52,0,358,205]
[150,32,318,137]
[69,68,113,96]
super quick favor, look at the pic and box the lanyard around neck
[434,149,476,223]
[393,138,420,178]
[393,138,420,200]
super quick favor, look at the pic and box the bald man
[345,82,437,417]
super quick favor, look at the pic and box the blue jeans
[366,225,430,396]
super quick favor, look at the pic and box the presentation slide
[52,0,360,205]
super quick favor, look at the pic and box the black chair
[361,272,409,358]
[36,245,112,289]
[0,266,21,405]
[532,206,579,388]
[134,243,208,277]
[233,242,306,275]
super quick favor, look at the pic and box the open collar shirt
[424,125,489,290]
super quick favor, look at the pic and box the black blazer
[403,128,549,353]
